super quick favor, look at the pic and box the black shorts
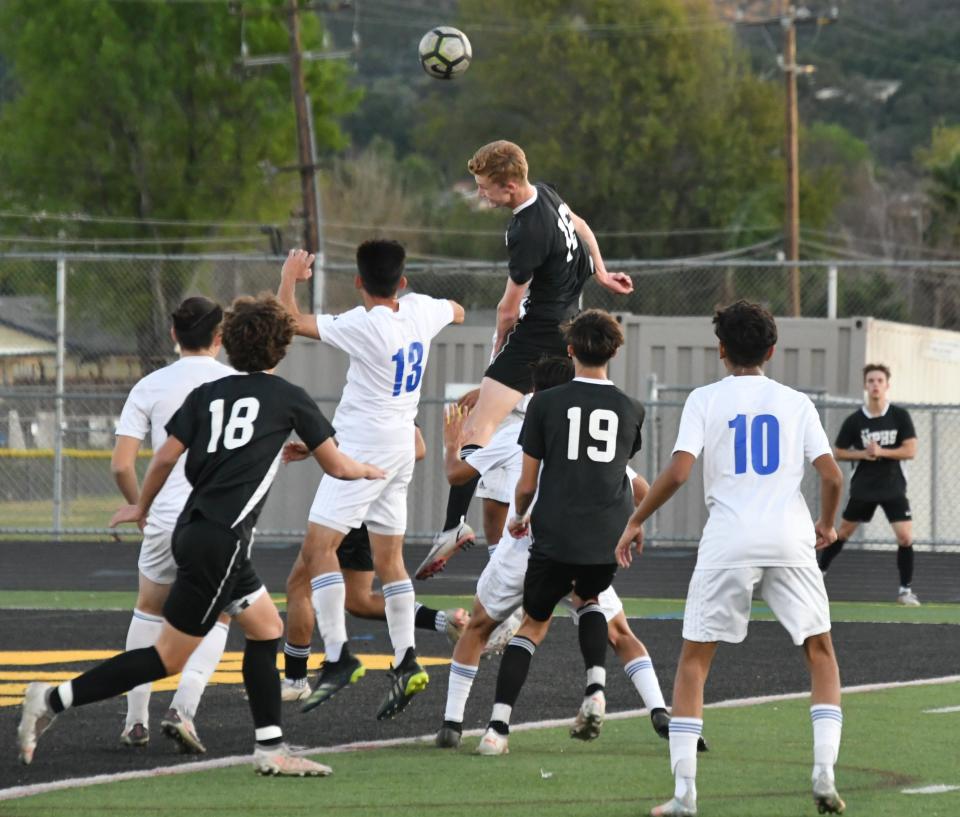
[164,514,264,637]
[484,317,570,394]
[337,525,373,572]
[843,495,911,524]
[522,554,617,622]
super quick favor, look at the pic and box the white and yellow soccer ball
[418,26,472,80]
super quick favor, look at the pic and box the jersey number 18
[207,398,260,452]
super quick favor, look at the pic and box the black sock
[897,545,914,587]
[818,538,846,571]
[243,638,283,747]
[493,636,535,709]
[414,604,440,631]
[443,445,482,530]
[283,641,310,681]
[442,719,463,733]
[577,603,608,677]
[61,647,167,711]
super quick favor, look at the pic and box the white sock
[383,579,415,665]
[434,610,449,634]
[669,717,702,801]
[624,655,666,710]
[586,666,606,691]
[124,608,163,726]
[444,661,478,723]
[491,702,512,726]
[170,621,228,720]
[310,573,347,663]
[810,704,843,781]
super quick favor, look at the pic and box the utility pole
[783,1,801,316]
[732,3,837,317]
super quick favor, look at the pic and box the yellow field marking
[0,649,452,706]
[0,448,152,459]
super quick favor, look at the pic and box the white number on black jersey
[557,203,577,263]
[566,406,619,462]
[207,397,260,452]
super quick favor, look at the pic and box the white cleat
[483,609,522,657]
[650,793,697,816]
[897,589,921,607]
[442,607,470,646]
[415,520,476,580]
[18,682,57,765]
[160,708,206,754]
[813,771,846,814]
[570,690,606,741]
[253,743,332,777]
[476,727,509,756]
[280,677,312,702]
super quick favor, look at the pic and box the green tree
[0,0,359,362]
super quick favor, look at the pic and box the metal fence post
[827,265,838,319]
[929,410,938,548]
[645,372,659,535]
[53,253,67,536]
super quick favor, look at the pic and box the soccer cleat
[651,707,671,740]
[442,607,470,646]
[161,708,206,754]
[813,771,846,814]
[301,654,366,714]
[120,722,149,747]
[415,520,476,580]
[897,589,921,607]
[376,648,429,721]
[435,721,463,749]
[476,727,509,756]
[280,677,312,702]
[17,682,57,765]
[483,608,522,657]
[650,793,697,816]
[253,743,332,777]
[570,690,606,741]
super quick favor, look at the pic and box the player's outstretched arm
[616,452,694,567]
[110,436,185,530]
[494,279,528,354]
[569,211,634,295]
[508,453,539,537]
[111,435,142,505]
[448,300,466,325]
[812,453,843,549]
[312,438,386,481]
[277,248,321,339]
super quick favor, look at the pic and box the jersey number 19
[566,406,619,462]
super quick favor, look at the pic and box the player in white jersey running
[616,300,845,817]
[111,296,235,753]
[434,356,678,750]
[277,243,465,720]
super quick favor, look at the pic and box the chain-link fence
[2,251,960,546]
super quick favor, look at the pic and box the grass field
[4,680,959,816]
[2,590,959,625]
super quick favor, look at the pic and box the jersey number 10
[728,414,779,475]
[566,406,619,462]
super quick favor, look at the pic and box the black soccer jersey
[166,373,334,538]
[520,378,644,564]
[834,404,916,501]
[506,183,594,322]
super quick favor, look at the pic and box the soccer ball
[418,26,471,80]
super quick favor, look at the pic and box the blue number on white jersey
[728,413,780,475]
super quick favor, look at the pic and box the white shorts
[682,566,831,646]
[475,539,623,623]
[476,465,513,504]
[309,444,415,536]
[138,526,176,585]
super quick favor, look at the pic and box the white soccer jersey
[317,294,454,450]
[115,355,236,531]
[673,374,831,568]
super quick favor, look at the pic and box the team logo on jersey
[861,429,898,447]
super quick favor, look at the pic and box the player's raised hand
[281,248,316,282]
[615,521,644,567]
[814,518,837,550]
[282,441,310,464]
[596,270,634,295]
[456,387,481,411]
[444,403,470,450]
[110,504,146,532]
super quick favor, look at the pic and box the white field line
[901,784,960,795]
[923,705,960,713]
[3,673,960,802]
